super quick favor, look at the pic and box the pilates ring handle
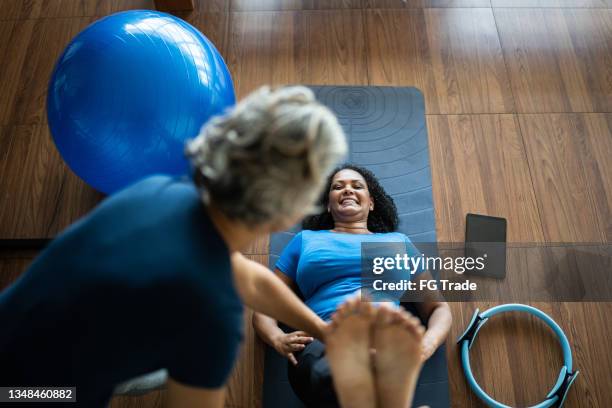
[457,304,579,408]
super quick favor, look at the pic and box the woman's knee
[288,341,337,406]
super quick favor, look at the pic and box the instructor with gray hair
[0,86,347,408]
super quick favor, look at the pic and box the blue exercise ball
[47,10,235,194]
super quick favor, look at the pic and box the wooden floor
[0,0,611,407]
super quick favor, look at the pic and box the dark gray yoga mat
[265,86,450,408]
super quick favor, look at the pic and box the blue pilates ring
[457,304,578,408]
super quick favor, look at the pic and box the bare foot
[326,296,377,408]
[373,305,425,408]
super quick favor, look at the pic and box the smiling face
[327,169,374,223]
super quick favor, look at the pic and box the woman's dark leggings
[287,339,340,408]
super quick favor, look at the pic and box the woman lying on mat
[0,86,347,408]
[253,164,453,408]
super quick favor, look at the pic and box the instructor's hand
[272,331,314,366]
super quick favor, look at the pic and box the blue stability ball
[47,11,235,194]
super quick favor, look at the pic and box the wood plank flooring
[365,8,515,114]
[495,8,612,113]
[227,10,369,97]
[520,114,612,242]
[0,1,610,407]
[491,0,611,7]
[427,114,543,243]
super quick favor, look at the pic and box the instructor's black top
[0,175,244,407]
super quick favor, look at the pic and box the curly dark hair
[302,164,399,233]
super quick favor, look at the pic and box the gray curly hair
[185,86,347,226]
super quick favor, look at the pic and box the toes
[348,295,361,308]
[330,312,343,329]
[359,299,375,318]
[399,311,425,337]
[335,306,347,320]
[345,295,362,315]
[339,297,355,314]
[391,308,406,324]
[380,305,404,325]
[336,300,352,318]
[375,306,426,338]
[375,304,395,325]
[333,295,369,327]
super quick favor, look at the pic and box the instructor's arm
[252,269,313,365]
[231,252,327,341]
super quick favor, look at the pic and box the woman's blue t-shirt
[275,230,423,321]
[0,175,243,407]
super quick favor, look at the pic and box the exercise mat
[266,86,449,408]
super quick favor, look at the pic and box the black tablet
[465,213,507,279]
